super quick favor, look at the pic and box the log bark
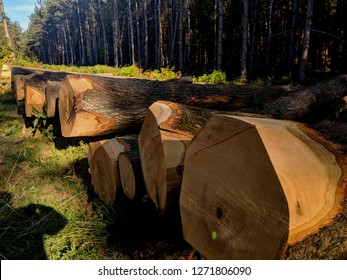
[118,135,145,200]
[24,72,66,117]
[264,74,347,121]
[87,138,126,204]
[180,114,346,259]
[45,81,62,118]
[139,100,213,212]
[10,66,38,90]
[58,74,295,137]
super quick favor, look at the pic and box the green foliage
[193,70,228,84]
[143,67,177,80]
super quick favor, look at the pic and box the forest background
[1,0,347,84]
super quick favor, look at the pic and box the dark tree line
[22,0,347,81]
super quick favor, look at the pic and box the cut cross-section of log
[10,66,37,90]
[45,81,61,118]
[180,114,346,259]
[87,138,126,204]
[58,74,294,137]
[117,135,144,200]
[139,101,213,212]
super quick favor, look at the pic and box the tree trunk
[288,0,299,77]
[127,0,135,65]
[180,114,346,259]
[0,0,13,46]
[299,0,315,82]
[249,0,260,77]
[88,138,126,204]
[217,0,223,71]
[264,74,347,121]
[135,1,142,67]
[265,0,274,66]
[98,0,109,65]
[76,0,86,65]
[143,0,149,69]
[241,0,249,81]
[45,81,61,118]
[58,73,294,137]
[113,0,119,68]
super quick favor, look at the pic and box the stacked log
[45,81,62,118]
[58,74,295,137]
[179,114,346,259]
[138,101,213,212]
[88,135,144,204]
[24,71,66,117]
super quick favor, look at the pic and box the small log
[58,74,294,137]
[24,72,66,117]
[117,135,145,200]
[264,74,347,121]
[180,114,346,259]
[139,101,213,212]
[45,81,61,118]
[87,138,126,204]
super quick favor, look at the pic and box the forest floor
[0,77,346,260]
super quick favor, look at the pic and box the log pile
[11,66,347,259]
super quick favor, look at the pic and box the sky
[3,0,36,31]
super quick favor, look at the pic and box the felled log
[58,74,294,137]
[14,73,35,103]
[117,135,145,200]
[10,66,37,90]
[87,138,126,204]
[24,72,66,117]
[264,74,347,121]
[139,101,213,212]
[180,114,346,259]
[45,81,61,118]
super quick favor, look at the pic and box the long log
[87,138,126,204]
[58,74,295,137]
[24,72,66,117]
[10,66,38,91]
[45,81,61,118]
[180,114,346,259]
[264,74,347,121]
[13,73,36,103]
[139,101,213,212]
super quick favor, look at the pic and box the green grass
[0,78,197,260]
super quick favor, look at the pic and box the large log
[264,74,347,121]
[58,74,294,137]
[180,114,346,259]
[139,100,213,212]
[87,138,126,204]
[24,72,66,117]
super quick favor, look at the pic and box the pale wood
[58,74,295,137]
[180,114,346,259]
[87,138,126,204]
[139,101,213,212]
[45,81,61,118]
[117,135,144,200]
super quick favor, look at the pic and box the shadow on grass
[0,192,67,260]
